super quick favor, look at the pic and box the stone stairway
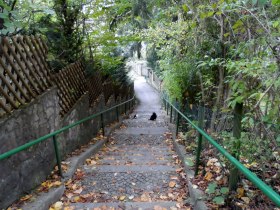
[60,77,188,209]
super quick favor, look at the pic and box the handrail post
[170,106,173,123]
[101,113,105,136]
[167,102,169,115]
[52,135,63,177]
[116,106,119,121]
[176,111,180,136]
[124,103,127,114]
[195,103,204,176]
[184,113,189,147]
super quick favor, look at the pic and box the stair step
[95,159,174,166]
[122,120,168,128]
[115,127,168,135]
[111,134,167,145]
[83,165,177,173]
[80,170,180,194]
[66,201,178,210]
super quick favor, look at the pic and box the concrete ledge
[22,185,65,210]
[63,140,106,180]
[169,124,208,210]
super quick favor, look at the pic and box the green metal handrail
[0,96,135,176]
[163,97,280,207]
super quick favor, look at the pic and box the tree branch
[254,72,280,109]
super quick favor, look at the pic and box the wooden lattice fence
[0,36,52,117]
[52,61,87,116]
[113,83,121,100]
[103,78,115,104]
[88,71,103,106]
[0,36,134,118]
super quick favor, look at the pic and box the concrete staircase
[60,77,188,209]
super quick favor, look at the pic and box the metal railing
[163,97,280,207]
[0,96,135,177]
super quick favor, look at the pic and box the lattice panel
[88,71,103,106]
[52,61,87,117]
[103,78,114,104]
[113,82,121,100]
[0,36,52,117]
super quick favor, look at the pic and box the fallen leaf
[73,196,80,202]
[53,201,63,210]
[176,168,183,173]
[53,181,62,187]
[169,181,176,188]
[65,179,72,186]
[237,188,245,198]
[177,197,183,202]
[241,197,250,204]
[206,158,218,166]
[64,207,75,210]
[176,203,181,208]
[215,175,223,181]
[168,193,175,198]
[119,195,126,201]
[20,194,32,201]
[154,206,167,210]
[66,192,74,199]
[73,187,83,194]
[71,184,77,190]
[204,172,213,181]
[140,193,151,202]
[170,176,178,180]
[160,195,168,200]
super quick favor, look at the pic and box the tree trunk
[210,14,226,133]
[210,66,224,132]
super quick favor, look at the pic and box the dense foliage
[0,0,135,83]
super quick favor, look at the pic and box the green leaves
[182,4,189,12]
[252,0,268,6]
[232,20,243,30]
[213,196,225,205]
[220,187,229,194]
[184,157,194,167]
[272,0,280,5]
[200,11,215,19]
[206,182,228,205]
[206,182,217,194]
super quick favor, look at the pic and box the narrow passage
[61,77,188,209]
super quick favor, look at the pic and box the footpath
[56,77,189,209]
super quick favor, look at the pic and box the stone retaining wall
[0,87,132,209]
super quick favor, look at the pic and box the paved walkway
[61,77,188,209]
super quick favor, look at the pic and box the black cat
[149,112,157,121]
